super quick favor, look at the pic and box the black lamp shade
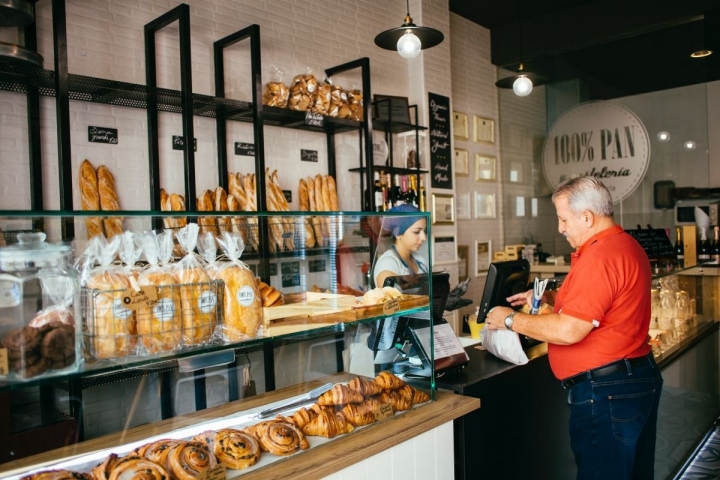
[495,70,548,89]
[374,23,444,51]
[0,0,35,27]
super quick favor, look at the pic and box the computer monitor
[476,259,531,324]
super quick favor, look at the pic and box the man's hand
[507,289,533,307]
[486,306,514,330]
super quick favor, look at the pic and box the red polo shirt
[549,225,652,380]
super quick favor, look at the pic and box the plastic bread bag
[288,68,318,111]
[262,65,289,108]
[311,80,332,116]
[118,231,143,281]
[326,77,350,118]
[481,327,529,365]
[174,224,218,347]
[83,234,137,359]
[136,231,182,354]
[347,84,364,121]
[210,231,262,341]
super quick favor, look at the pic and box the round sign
[542,101,651,203]
[372,131,388,165]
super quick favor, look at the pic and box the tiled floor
[677,421,720,479]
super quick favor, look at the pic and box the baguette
[197,190,217,236]
[307,176,324,245]
[315,174,329,244]
[214,186,230,234]
[79,159,103,238]
[97,165,123,238]
[169,193,187,228]
[327,175,339,211]
[298,179,309,211]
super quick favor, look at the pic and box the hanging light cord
[404,0,413,25]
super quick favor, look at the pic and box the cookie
[41,325,75,362]
[2,326,43,359]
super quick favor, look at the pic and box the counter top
[0,375,479,480]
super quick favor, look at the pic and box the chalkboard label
[269,263,277,276]
[626,229,676,260]
[305,111,324,127]
[309,259,326,273]
[428,92,452,189]
[88,126,118,144]
[301,149,318,162]
[282,274,301,288]
[234,142,255,156]
[283,190,292,203]
[281,261,300,275]
[173,136,197,151]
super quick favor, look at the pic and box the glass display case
[0,210,440,478]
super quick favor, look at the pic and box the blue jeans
[566,354,663,480]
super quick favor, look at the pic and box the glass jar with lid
[0,232,80,382]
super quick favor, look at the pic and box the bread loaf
[210,266,262,340]
[97,165,123,238]
[197,190,217,236]
[327,175,339,211]
[79,159,103,238]
[175,267,216,346]
[136,271,182,353]
[86,270,136,358]
[214,186,230,234]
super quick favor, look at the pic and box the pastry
[348,88,363,121]
[174,266,216,346]
[288,73,317,111]
[258,280,283,307]
[379,390,412,411]
[167,441,217,480]
[226,194,248,246]
[340,403,377,427]
[374,371,406,391]
[213,429,261,469]
[91,453,120,480]
[29,305,74,328]
[40,323,75,366]
[86,270,137,358]
[246,419,309,455]
[356,396,384,415]
[79,159,103,238]
[347,376,383,397]
[210,265,262,341]
[214,186,231,233]
[104,455,170,480]
[136,271,182,353]
[411,387,430,404]
[361,286,402,305]
[20,471,89,480]
[288,406,316,429]
[134,438,181,465]
[196,190,217,236]
[262,81,289,108]
[302,408,354,438]
[311,82,331,115]
[191,430,216,450]
[316,384,364,406]
[97,165,123,238]
[169,193,187,228]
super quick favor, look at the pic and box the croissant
[317,384,364,406]
[20,471,90,480]
[213,429,260,470]
[245,419,309,456]
[167,441,217,480]
[356,396,385,415]
[379,390,412,412]
[375,371,406,391]
[302,408,354,438]
[91,453,120,480]
[341,403,377,426]
[412,387,430,405]
[347,376,383,397]
[134,438,181,465]
[289,406,317,429]
[104,455,170,480]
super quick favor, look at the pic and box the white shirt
[373,248,428,287]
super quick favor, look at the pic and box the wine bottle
[373,171,384,212]
[675,227,684,268]
[418,177,426,211]
[698,227,711,262]
[384,172,392,210]
[393,174,404,206]
[713,226,720,263]
[406,176,418,207]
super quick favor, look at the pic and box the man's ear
[583,210,594,226]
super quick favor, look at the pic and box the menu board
[626,228,676,260]
[428,92,452,189]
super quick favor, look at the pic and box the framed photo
[509,161,524,183]
[475,240,492,276]
[453,111,469,140]
[458,245,469,282]
[474,192,496,219]
[475,154,496,182]
[456,192,471,220]
[433,236,457,263]
[373,95,411,124]
[454,149,469,176]
[474,116,495,143]
[431,193,455,225]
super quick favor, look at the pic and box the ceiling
[449,0,720,99]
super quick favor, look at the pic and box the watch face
[504,315,513,329]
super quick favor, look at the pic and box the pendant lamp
[374,0,444,59]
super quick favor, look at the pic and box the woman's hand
[507,289,533,307]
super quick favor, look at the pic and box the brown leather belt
[561,353,653,389]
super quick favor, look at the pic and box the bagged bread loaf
[288,70,318,112]
[85,236,137,359]
[262,65,289,108]
[118,231,143,281]
[174,224,218,347]
[209,232,262,341]
[136,232,182,354]
[327,79,350,118]
[348,87,363,121]
[311,81,332,116]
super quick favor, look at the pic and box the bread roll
[79,159,103,238]
[175,267,216,346]
[97,165,123,238]
[136,271,182,353]
[210,266,262,341]
[86,270,136,358]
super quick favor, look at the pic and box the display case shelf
[371,118,427,134]
[348,165,429,175]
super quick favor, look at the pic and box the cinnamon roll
[191,430,217,451]
[167,441,217,480]
[133,439,181,466]
[213,428,261,469]
[105,455,170,480]
[91,453,120,480]
[246,419,309,455]
[20,471,89,480]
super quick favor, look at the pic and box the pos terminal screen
[476,259,531,323]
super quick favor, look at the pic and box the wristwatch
[504,311,517,331]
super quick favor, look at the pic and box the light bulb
[684,141,696,150]
[657,131,670,142]
[397,30,421,59]
[513,75,533,96]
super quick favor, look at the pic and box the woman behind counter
[373,204,429,288]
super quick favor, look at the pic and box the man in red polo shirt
[486,176,663,480]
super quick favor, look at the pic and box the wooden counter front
[0,377,479,480]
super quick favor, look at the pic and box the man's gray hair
[552,176,614,216]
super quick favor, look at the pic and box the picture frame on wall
[433,235,457,263]
[453,111,469,140]
[373,95,411,124]
[432,193,455,225]
[474,192,496,219]
[474,116,495,143]
[475,240,492,276]
[456,192,471,220]
[458,245,469,282]
[455,149,469,176]
[475,154,496,182]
